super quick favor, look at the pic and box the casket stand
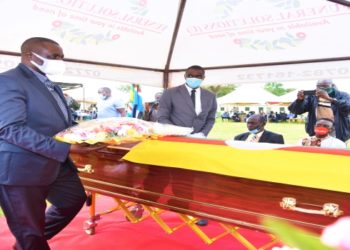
[70,137,350,249]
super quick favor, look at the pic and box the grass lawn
[208,118,307,145]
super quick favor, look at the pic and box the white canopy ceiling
[0,0,350,87]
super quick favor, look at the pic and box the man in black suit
[0,37,87,249]
[234,114,284,144]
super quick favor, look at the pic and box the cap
[317,79,333,85]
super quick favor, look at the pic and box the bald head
[316,79,334,89]
[246,114,266,132]
[21,37,59,54]
[98,87,112,97]
[315,118,334,128]
[20,37,64,73]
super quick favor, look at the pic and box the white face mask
[99,94,107,100]
[31,52,66,75]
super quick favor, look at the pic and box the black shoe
[195,219,208,226]
[126,204,144,221]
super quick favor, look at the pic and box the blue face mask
[249,128,260,134]
[186,78,202,89]
[99,94,107,100]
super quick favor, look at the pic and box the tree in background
[264,82,295,96]
[204,84,237,97]
[117,84,131,94]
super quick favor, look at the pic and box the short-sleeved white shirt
[97,97,124,118]
[320,136,347,149]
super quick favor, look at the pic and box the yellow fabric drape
[123,139,350,193]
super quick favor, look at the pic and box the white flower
[321,217,350,250]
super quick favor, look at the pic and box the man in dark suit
[157,65,217,137]
[234,114,285,144]
[0,37,87,249]
[155,65,217,226]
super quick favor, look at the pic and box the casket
[70,137,350,235]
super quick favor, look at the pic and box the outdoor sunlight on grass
[208,118,307,145]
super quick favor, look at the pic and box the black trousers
[0,166,87,250]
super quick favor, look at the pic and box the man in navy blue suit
[234,114,285,144]
[0,37,87,249]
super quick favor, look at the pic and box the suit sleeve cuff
[51,141,71,163]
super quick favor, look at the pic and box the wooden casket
[70,137,350,235]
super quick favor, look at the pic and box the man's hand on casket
[70,143,106,154]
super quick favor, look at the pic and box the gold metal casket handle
[77,164,94,174]
[280,197,343,218]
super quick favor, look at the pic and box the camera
[303,90,316,96]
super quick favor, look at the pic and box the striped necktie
[44,79,69,122]
[249,134,259,143]
[44,79,55,91]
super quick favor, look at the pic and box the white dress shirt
[185,84,202,115]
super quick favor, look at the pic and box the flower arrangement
[55,117,193,145]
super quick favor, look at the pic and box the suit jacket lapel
[242,132,250,140]
[54,85,72,126]
[259,131,267,142]
[200,88,207,113]
[179,84,196,113]
[19,64,70,126]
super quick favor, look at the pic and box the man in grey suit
[156,65,217,226]
[157,65,217,137]
[0,37,87,249]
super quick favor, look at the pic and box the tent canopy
[217,84,281,105]
[276,89,300,103]
[0,0,350,88]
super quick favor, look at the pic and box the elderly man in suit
[157,65,217,137]
[0,37,87,250]
[235,114,285,144]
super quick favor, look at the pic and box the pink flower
[112,34,120,40]
[296,32,306,39]
[233,38,241,44]
[321,217,350,250]
[52,20,62,28]
[139,0,147,7]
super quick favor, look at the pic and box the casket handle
[77,164,94,174]
[280,197,343,218]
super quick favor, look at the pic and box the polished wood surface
[71,142,350,234]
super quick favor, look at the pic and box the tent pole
[327,0,350,7]
[163,0,187,89]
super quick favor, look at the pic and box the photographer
[288,79,350,143]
